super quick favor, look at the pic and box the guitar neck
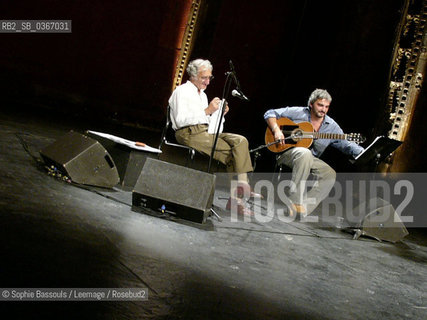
[298,131,348,140]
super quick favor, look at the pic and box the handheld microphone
[232,89,250,101]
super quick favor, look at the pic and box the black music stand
[350,136,402,169]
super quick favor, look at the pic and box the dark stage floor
[1,107,426,320]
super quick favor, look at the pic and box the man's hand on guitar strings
[274,131,285,145]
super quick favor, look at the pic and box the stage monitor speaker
[40,131,120,188]
[352,197,409,243]
[86,131,156,190]
[122,151,156,190]
[132,158,216,224]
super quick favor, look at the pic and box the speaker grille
[353,197,409,242]
[132,158,216,223]
[40,131,119,188]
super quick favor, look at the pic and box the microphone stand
[207,69,234,173]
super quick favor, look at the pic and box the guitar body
[265,118,314,153]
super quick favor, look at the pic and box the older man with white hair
[169,58,259,216]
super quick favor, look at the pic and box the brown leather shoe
[289,203,307,220]
[226,197,254,216]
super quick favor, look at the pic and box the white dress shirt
[168,81,210,130]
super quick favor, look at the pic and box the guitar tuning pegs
[348,133,366,144]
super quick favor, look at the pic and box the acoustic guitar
[265,117,365,153]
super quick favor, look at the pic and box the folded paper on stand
[87,130,162,153]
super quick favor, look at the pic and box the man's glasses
[200,76,214,81]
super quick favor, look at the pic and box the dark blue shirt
[264,106,364,158]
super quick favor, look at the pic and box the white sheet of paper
[87,130,162,153]
[208,108,225,134]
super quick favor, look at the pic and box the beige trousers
[175,124,253,174]
[278,147,336,214]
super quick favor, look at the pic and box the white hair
[186,59,213,79]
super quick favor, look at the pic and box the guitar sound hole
[282,125,299,144]
[292,129,304,141]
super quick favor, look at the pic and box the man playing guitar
[264,89,364,218]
